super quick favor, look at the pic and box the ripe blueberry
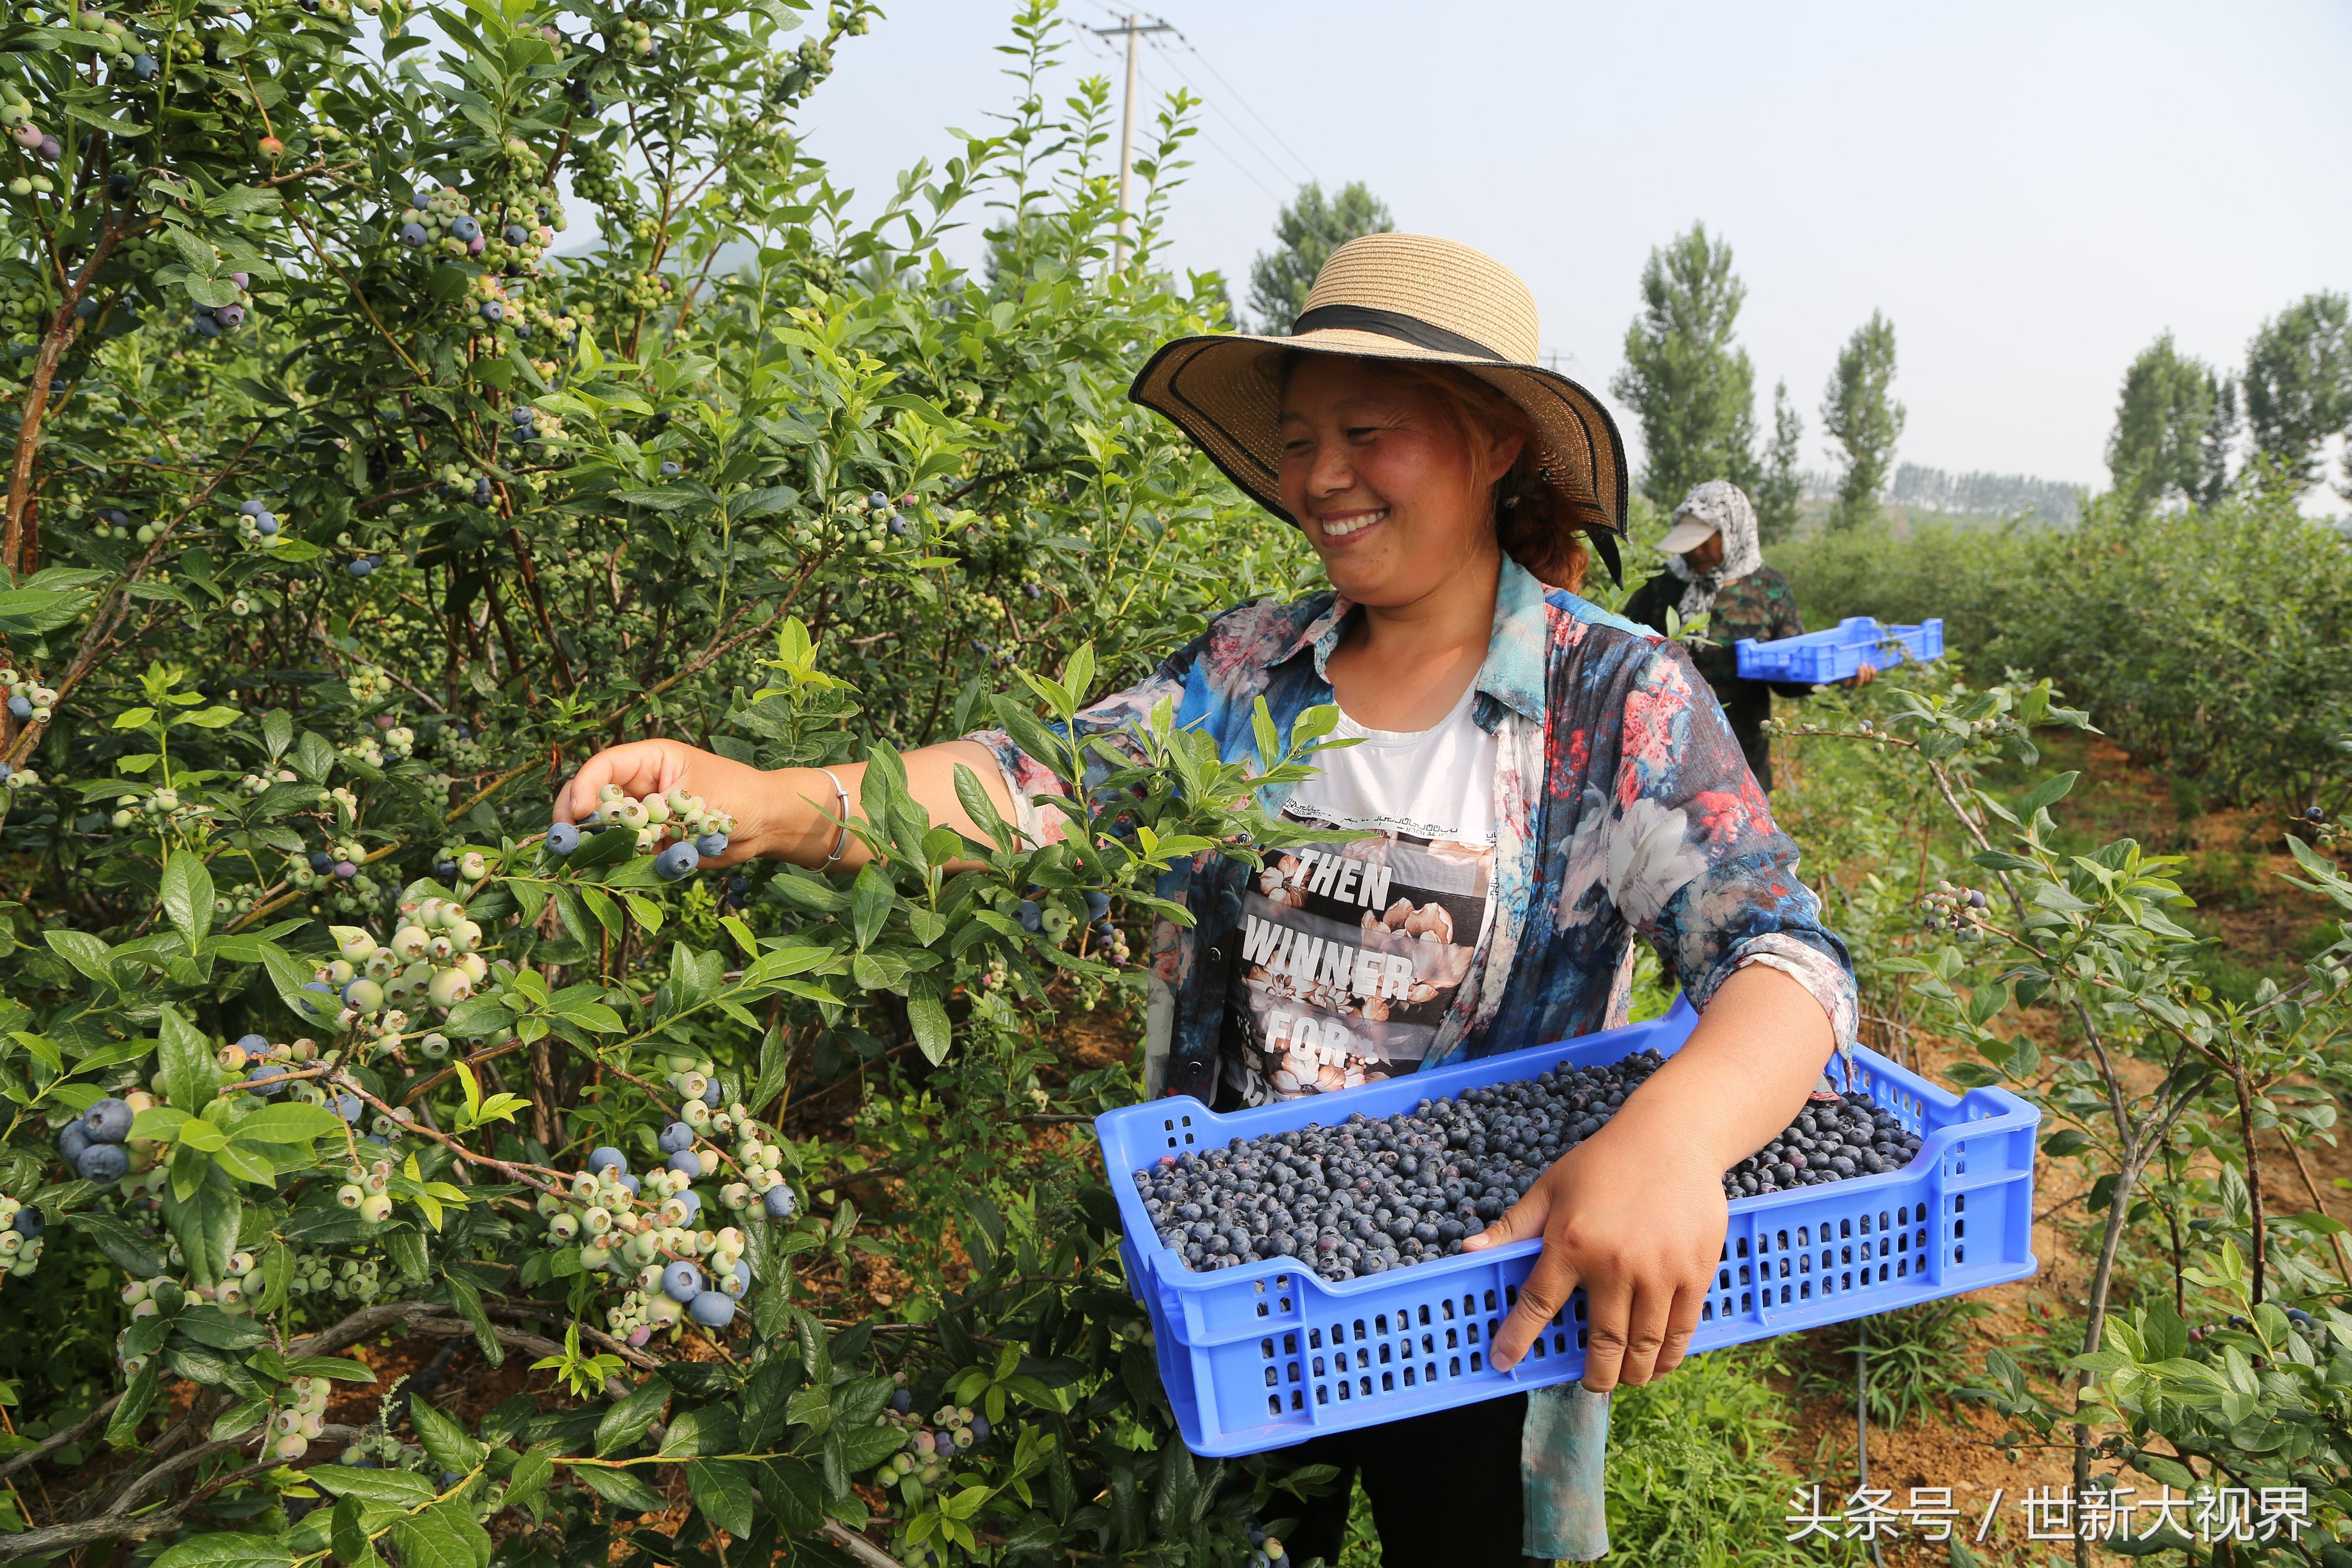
[695,832,727,857]
[544,821,580,856]
[761,1185,796,1219]
[82,1098,133,1144]
[662,1261,703,1302]
[58,1122,92,1164]
[76,1143,130,1182]
[450,216,480,242]
[1016,900,1042,933]
[654,842,700,881]
[688,1290,735,1328]
[587,1146,628,1176]
[658,1121,694,1154]
[249,1064,289,1096]
[400,222,427,248]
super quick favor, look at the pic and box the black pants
[1278,1393,1548,1567]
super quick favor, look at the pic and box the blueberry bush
[0,1,1370,1563]
[1769,669,2352,1566]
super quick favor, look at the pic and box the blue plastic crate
[1736,616,1946,684]
[1095,998,2036,1457]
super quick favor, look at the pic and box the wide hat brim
[1128,323,1632,555]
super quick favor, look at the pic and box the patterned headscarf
[1663,480,1765,622]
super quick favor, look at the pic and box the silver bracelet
[816,767,850,868]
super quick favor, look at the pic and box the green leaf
[760,1456,824,1534]
[906,984,951,1066]
[149,1534,292,1568]
[159,850,216,944]
[155,1004,223,1110]
[69,1210,169,1278]
[103,1362,162,1447]
[45,930,119,990]
[505,1443,559,1516]
[389,1502,492,1568]
[232,1102,347,1142]
[569,1462,667,1513]
[849,863,894,950]
[283,1356,378,1382]
[309,1465,439,1507]
[686,1458,757,1537]
[160,1166,241,1289]
[2018,770,2079,815]
[594,1379,669,1456]
[329,1497,378,1568]
[409,1399,486,1474]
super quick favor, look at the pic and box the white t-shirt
[1224,684,1499,1105]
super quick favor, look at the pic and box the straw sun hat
[1129,232,1630,581]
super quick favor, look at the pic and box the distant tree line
[1797,464,2083,527]
[2107,293,2350,516]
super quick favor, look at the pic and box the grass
[1792,1298,1992,1430]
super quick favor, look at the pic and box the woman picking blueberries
[558,235,1857,1566]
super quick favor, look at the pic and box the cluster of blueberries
[872,1385,992,1491]
[1136,1048,1924,1280]
[58,1095,136,1183]
[1014,888,1125,959]
[544,784,733,882]
[189,274,252,339]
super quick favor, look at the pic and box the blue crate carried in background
[1094,998,2036,1458]
[1736,616,1946,684]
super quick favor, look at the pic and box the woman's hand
[1839,663,1878,688]
[1461,963,1840,1390]
[553,737,1016,873]
[556,740,821,868]
[1462,1125,1726,1390]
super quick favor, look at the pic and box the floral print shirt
[1622,564,1811,790]
[969,556,1857,1103]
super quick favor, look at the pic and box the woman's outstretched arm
[554,738,1016,872]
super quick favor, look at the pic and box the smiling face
[1275,355,1523,607]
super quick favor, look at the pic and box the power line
[1078,0,1321,189]
[1143,36,1310,192]
[1164,33,1322,190]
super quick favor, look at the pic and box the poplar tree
[1820,312,1905,531]
[1611,222,1759,508]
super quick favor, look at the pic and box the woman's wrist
[760,765,858,867]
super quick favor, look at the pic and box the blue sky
[793,0,2352,499]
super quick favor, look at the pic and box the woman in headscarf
[1621,479,1866,791]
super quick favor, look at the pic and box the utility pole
[1092,12,1173,272]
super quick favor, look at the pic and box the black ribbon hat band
[1289,304,1504,362]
